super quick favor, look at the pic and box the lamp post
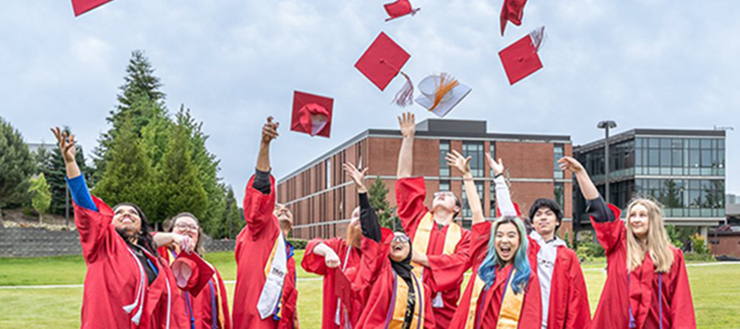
[597,120,617,204]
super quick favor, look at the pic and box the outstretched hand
[486,152,505,177]
[558,156,584,174]
[397,112,415,138]
[446,150,471,175]
[261,116,279,144]
[51,127,76,164]
[343,162,368,193]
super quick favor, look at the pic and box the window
[554,183,564,209]
[325,159,331,188]
[490,182,497,217]
[462,142,484,177]
[439,180,450,192]
[489,142,496,177]
[440,141,450,177]
[554,145,564,179]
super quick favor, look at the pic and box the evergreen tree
[153,115,207,226]
[29,173,51,223]
[36,128,91,216]
[368,177,397,229]
[0,116,35,225]
[94,116,156,221]
[219,186,244,239]
[94,50,167,181]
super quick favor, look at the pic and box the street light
[597,120,617,204]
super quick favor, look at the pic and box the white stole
[257,231,288,319]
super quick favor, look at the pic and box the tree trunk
[0,205,4,228]
[39,213,43,224]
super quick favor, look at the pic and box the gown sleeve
[395,177,429,237]
[242,170,277,238]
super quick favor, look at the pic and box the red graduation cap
[498,27,545,85]
[500,0,528,36]
[290,91,334,138]
[384,0,420,22]
[333,268,353,303]
[171,251,216,297]
[355,32,414,107]
[71,0,113,17]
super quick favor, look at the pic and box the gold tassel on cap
[430,73,459,111]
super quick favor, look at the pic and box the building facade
[574,129,726,233]
[277,119,573,240]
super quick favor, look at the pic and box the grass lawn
[1,252,739,328]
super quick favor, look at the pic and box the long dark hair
[166,212,206,255]
[113,203,156,255]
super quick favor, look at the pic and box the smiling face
[172,215,200,245]
[390,233,411,262]
[431,191,460,216]
[532,206,558,238]
[495,222,520,264]
[628,203,650,240]
[113,205,142,234]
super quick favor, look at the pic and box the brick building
[277,119,573,240]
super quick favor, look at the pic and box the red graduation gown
[351,228,437,329]
[74,196,186,329]
[396,177,472,328]
[590,205,696,329]
[527,237,591,329]
[233,174,298,329]
[301,238,362,329]
[449,222,541,329]
[158,248,232,329]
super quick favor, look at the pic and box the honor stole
[464,268,524,329]
[411,212,462,279]
[387,271,425,329]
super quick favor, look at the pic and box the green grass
[1,253,739,328]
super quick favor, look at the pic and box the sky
[1,0,738,203]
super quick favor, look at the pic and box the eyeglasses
[392,234,410,244]
[175,222,199,232]
[433,191,455,198]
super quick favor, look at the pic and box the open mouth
[392,244,404,252]
[499,246,512,257]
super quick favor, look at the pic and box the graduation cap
[498,26,545,85]
[290,91,334,138]
[333,268,353,303]
[71,0,113,17]
[171,251,216,297]
[355,32,414,107]
[500,0,528,36]
[384,0,420,22]
[415,73,472,117]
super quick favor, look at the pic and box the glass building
[574,129,726,230]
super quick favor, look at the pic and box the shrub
[288,238,307,250]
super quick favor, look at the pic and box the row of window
[599,178,725,218]
[440,141,565,179]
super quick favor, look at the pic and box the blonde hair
[625,198,674,273]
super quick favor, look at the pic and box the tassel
[430,73,459,111]
[392,71,414,107]
[529,26,546,52]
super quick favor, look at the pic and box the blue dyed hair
[477,216,531,294]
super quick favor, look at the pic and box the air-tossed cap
[172,251,216,297]
[500,0,528,36]
[415,73,472,117]
[290,91,334,138]
[71,0,113,17]
[384,0,421,22]
[498,27,545,85]
[355,32,411,92]
[333,268,352,303]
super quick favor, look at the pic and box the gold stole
[411,212,463,279]
[263,236,283,318]
[464,273,486,329]
[496,269,525,329]
[389,274,425,329]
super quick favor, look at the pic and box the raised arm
[243,117,279,236]
[343,163,379,241]
[448,150,484,224]
[396,112,415,179]
[486,153,515,217]
[558,156,599,200]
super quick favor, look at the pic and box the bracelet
[494,173,504,178]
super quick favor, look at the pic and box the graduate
[52,127,188,329]
[449,152,541,329]
[489,151,591,329]
[156,213,231,329]
[301,164,363,329]
[394,112,472,328]
[343,160,436,329]
[559,156,696,329]
[232,117,299,329]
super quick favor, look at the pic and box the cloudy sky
[1,0,738,201]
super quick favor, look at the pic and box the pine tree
[29,173,51,223]
[94,50,167,181]
[368,177,397,229]
[218,185,243,239]
[36,128,91,216]
[94,116,156,221]
[153,115,207,226]
[0,116,36,226]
